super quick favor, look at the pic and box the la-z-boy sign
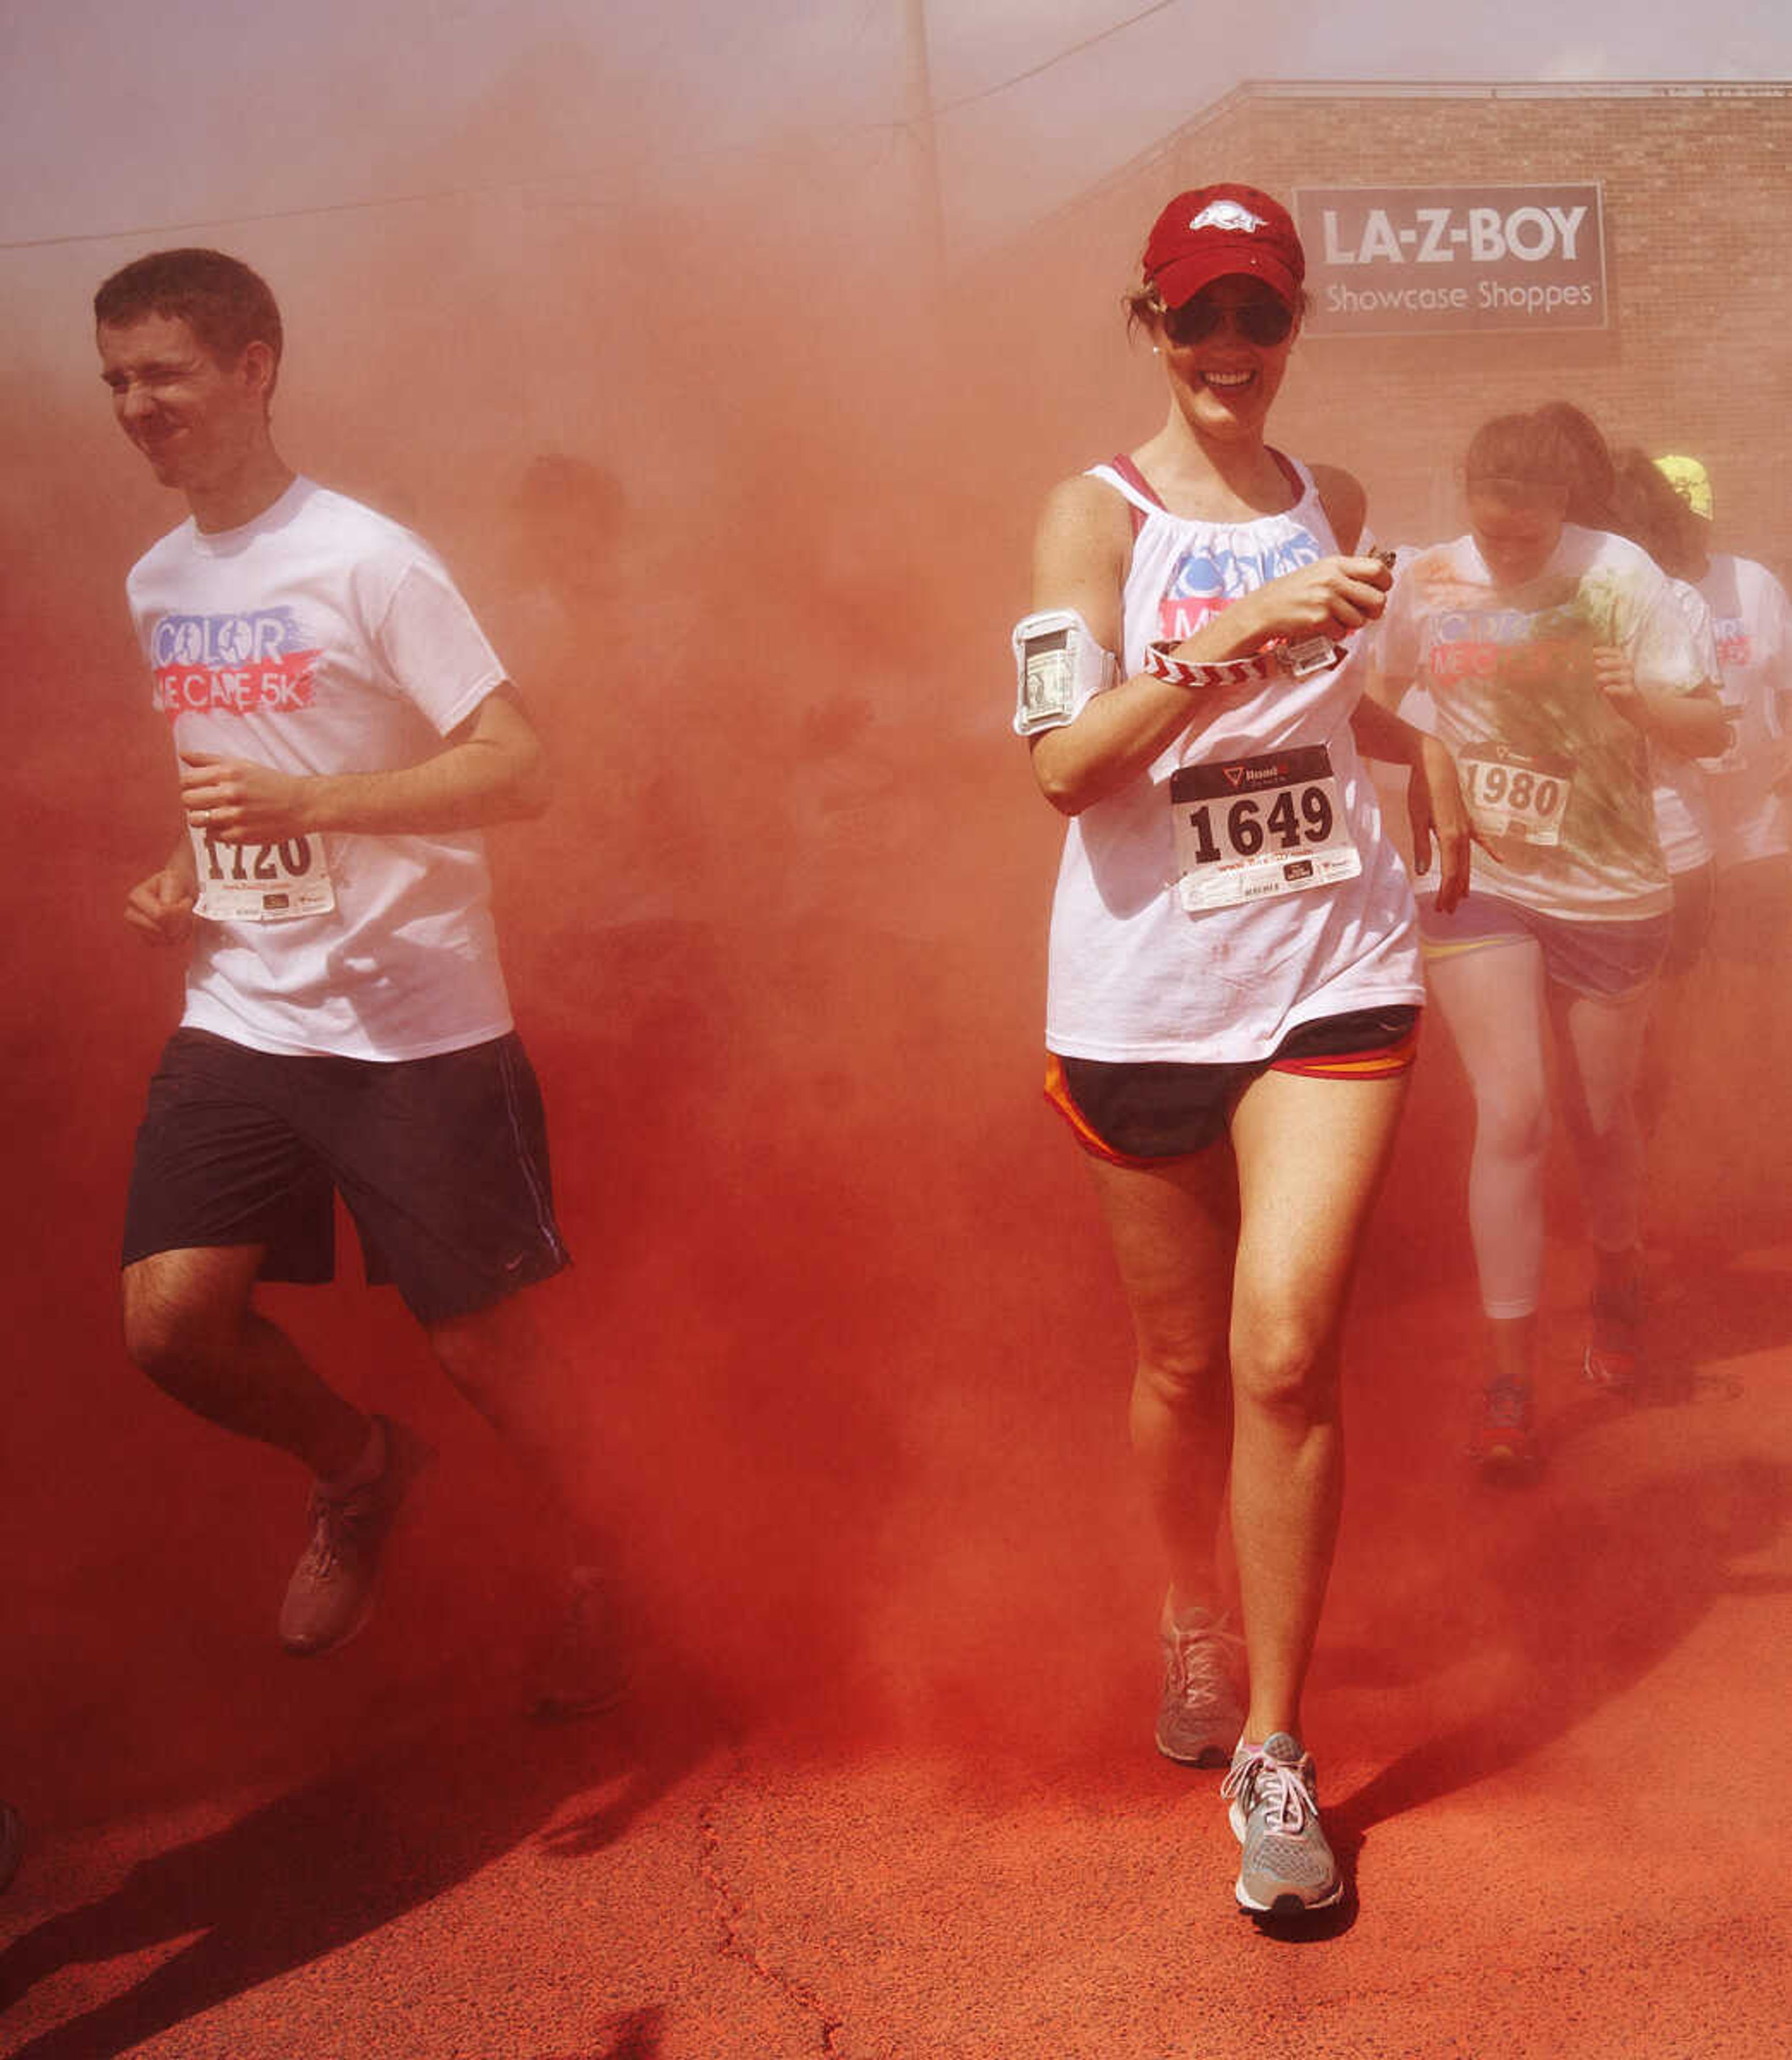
[1293,184,1607,337]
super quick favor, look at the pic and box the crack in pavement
[696,1746,846,2055]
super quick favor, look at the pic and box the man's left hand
[179,752,311,842]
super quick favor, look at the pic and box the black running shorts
[122,1028,570,1324]
[1045,1005,1421,1167]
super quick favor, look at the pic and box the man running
[100,247,616,1715]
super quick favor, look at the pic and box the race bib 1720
[189,825,336,922]
[1169,745,1361,913]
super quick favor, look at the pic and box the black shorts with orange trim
[1045,1006,1421,1168]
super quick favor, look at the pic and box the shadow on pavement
[1241,1878,1361,1947]
[543,2004,665,2059]
[0,1686,715,2060]
[1333,1454,1790,1842]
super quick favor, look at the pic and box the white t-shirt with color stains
[1375,526,1705,920]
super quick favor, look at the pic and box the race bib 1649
[1169,745,1361,913]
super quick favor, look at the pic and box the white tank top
[1044,454,1423,1064]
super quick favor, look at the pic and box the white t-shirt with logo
[1043,456,1422,1065]
[1696,554,1792,870]
[1648,577,1719,877]
[127,476,515,1060]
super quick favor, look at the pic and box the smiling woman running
[1015,186,1468,1917]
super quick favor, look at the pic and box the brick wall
[974,83,1792,577]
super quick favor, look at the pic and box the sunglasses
[1162,295,1295,349]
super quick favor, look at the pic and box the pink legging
[1424,939,1653,1318]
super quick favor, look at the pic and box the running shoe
[1222,1732,1342,1915]
[0,1803,21,1894]
[279,1415,434,1656]
[1155,1594,1246,1767]
[1468,1381,1538,1473]
[527,1568,630,1722]
[1583,1281,1644,1394]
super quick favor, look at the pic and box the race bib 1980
[1169,745,1361,913]
[189,825,336,922]
[1457,743,1574,845]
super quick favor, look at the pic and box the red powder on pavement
[2,146,1788,1831]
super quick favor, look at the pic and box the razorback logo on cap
[1190,200,1267,236]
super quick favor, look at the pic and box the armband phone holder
[1013,609,1117,736]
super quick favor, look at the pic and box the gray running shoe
[1222,1732,1342,1914]
[279,1415,434,1656]
[527,1570,630,1722]
[1155,1595,1245,1767]
[0,1803,22,1895]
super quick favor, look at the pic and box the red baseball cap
[1142,185,1305,310]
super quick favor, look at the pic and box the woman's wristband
[1141,632,1347,692]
